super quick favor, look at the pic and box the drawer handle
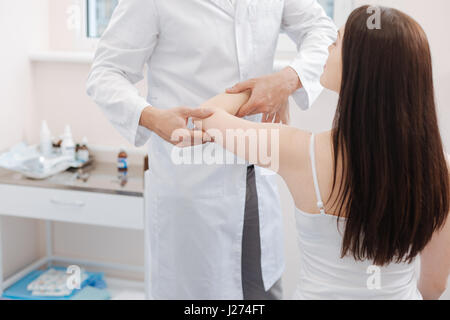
[50,199,86,208]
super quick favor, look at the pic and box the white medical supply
[0,143,73,179]
[0,143,39,170]
[27,268,87,297]
[61,125,76,161]
[40,120,52,157]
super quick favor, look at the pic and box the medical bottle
[118,148,128,177]
[40,120,52,157]
[61,125,76,161]
[77,136,90,163]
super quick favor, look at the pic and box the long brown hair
[332,6,449,266]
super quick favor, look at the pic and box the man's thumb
[189,108,214,119]
[226,81,251,94]
[236,102,253,118]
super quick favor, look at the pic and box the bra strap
[310,134,326,215]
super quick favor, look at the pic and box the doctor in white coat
[87,0,336,299]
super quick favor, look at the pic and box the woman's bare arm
[200,91,252,115]
[197,92,310,177]
[419,156,450,299]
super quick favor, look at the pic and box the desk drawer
[0,184,144,230]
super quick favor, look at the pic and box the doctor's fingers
[236,93,268,117]
[236,96,273,117]
[186,129,214,146]
[262,112,277,123]
[172,129,212,148]
[226,79,256,94]
[185,108,215,120]
[279,110,290,125]
[173,106,208,120]
[279,102,290,125]
[275,113,281,124]
[236,101,258,118]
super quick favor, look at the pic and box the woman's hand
[192,107,219,143]
[140,106,214,146]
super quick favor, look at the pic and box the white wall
[0,0,48,150]
[0,0,49,278]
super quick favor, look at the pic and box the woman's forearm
[200,91,251,115]
[196,91,307,176]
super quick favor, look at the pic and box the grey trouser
[241,165,283,300]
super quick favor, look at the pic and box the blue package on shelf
[70,286,111,300]
[2,266,105,300]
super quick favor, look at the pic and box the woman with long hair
[193,6,450,299]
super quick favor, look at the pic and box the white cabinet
[0,184,143,230]
[0,165,148,298]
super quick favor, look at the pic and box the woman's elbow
[435,280,449,299]
[420,279,448,300]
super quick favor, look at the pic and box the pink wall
[0,1,47,151]
[32,0,147,149]
[0,0,49,278]
[30,62,147,148]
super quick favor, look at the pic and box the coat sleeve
[86,0,159,147]
[281,0,337,110]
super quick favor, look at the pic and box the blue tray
[2,266,105,300]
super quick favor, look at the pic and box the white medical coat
[87,0,336,299]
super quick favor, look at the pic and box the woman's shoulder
[278,126,311,173]
[315,131,334,160]
[279,129,332,173]
[286,130,333,165]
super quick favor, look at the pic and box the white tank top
[293,134,422,300]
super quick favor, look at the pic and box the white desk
[0,161,149,299]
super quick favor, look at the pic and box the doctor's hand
[139,106,214,146]
[226,67,301,124]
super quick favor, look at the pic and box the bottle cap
[41,120,51,136]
